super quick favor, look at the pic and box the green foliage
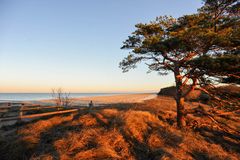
[192,0,240,84]
[119,0,240,127]
[190,54,240,84]
[200,0,239,16]
[120,15,204,73]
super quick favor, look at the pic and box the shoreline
[72,93,157,104]
[40,93,157,105]
[0,93,157,128]
[0,93,157,106]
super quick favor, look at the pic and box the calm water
[0,93,124,101]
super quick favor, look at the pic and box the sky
[0,0,203,93]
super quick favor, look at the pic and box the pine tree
[119,0,239,128]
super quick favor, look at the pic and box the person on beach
[89,101,93,108]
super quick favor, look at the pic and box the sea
[0,93,125,102]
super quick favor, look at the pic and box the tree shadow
[1,104,183,160]
[188,150,210,160]
[26,120,78,159]
[196,126,240,153]
[90,109,181,160]
[119,126,173,160]
[0,112,78,160]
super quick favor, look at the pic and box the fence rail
[0,103,81,125]
[0,101,106,125]
[0,109,79,122]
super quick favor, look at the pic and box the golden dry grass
[0,96,239,160]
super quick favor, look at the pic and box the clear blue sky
[0,0,203,93]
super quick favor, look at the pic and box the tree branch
[198,87,233,106]
[182,78,197,97]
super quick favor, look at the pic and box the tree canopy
[120,0,240,128]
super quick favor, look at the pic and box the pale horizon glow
[0,0,203,93]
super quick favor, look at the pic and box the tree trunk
[176,95,185,128]
[174,65,186,128]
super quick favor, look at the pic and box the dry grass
[0,96,239,160]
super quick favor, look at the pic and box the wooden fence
[0,102,107,128]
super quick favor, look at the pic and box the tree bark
[174,65,186,128]
[176,96,186,128]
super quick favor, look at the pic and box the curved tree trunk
[176,96,185,128]
[174,65,186,128]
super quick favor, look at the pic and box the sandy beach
[38,93,157,105]
[72,93,157,104]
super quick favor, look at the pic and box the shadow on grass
[0,112,80,160]
[1,102,239,160]
[27,104,182,160]
[188,150,210,160]
[196,126,240,153]
[90,109,180,160]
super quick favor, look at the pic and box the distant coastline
[0,92,156,102]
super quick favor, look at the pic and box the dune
[1,96,239,160]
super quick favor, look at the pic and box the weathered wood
[21,106,59,111]
[0,103,106,125]
[0,109,78,122]
[0,106,12,110]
